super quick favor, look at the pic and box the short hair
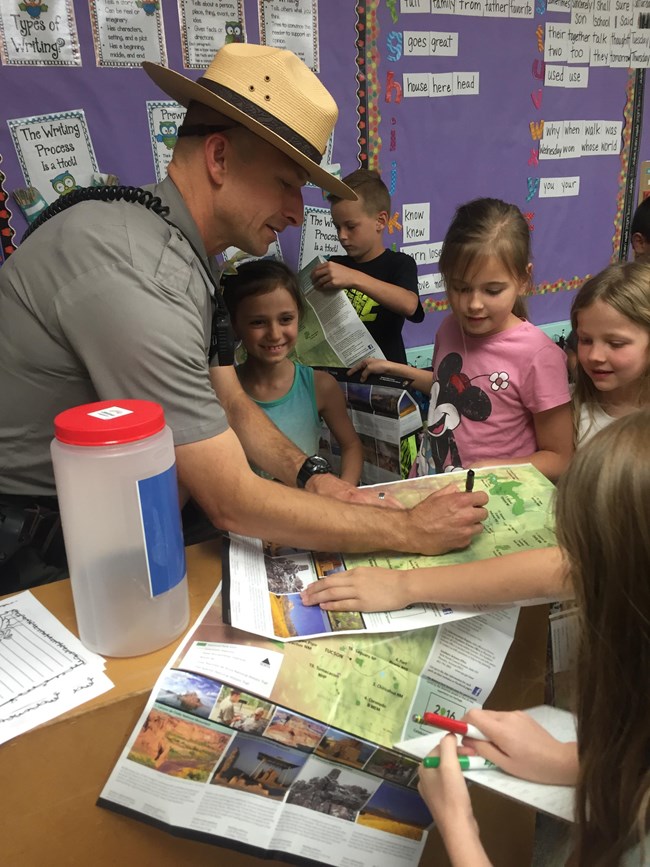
[327,169,390,215]
[631,196,650,242]
[221,259,303,321]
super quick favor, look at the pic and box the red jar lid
[54,400,165,446]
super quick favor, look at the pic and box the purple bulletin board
[352,2,646,348]
[0,0,647,352]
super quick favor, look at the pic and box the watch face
[297,455,332,487]
[306,456,330,471]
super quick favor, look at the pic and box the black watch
[296,455,332,489]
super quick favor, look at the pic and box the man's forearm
[178,431,414,552]
[227,387,306,486]
[211,366,306,486]
[176,430,486,556]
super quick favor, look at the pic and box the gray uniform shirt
[0,177,229,497]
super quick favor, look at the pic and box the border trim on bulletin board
[355,17,644,314]
[613,68,644,261]
[0,155,17,263]
[355,0,381,170]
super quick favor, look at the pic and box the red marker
[412,712,488,741]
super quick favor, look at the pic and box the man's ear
[203,133,229,184]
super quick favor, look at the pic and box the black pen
[465,469,475,493]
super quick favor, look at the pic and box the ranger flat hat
[143,43,355,199]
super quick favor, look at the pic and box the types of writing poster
[88,0,166,67]
[0,0,80,66]
[147,100,186,182]
[298,205,343,269]
[177,0,246,69]
[258,0,319,72]
[8,111,98,206]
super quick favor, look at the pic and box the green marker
[422,756,496,770]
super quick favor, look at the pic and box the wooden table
[0,540,548,866]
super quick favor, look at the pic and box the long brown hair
[571,262,650,443]
[221,259,304,323]
[556,410,650,866]
[438,198,532,319]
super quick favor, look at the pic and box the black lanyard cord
[20,185,234,366]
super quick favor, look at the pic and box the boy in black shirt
[311,169,424,363]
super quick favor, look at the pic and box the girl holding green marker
[417,411,650,867]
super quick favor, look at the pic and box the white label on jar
[87,406,134,420]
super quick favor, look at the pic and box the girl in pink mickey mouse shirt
[352,198,573,482]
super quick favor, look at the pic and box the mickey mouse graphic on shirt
[416,352,510,474]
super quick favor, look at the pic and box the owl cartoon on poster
[135,0,159,15]
[19,0,48,18]
[155,122,178,150]
[50,172,78,197]
[225,21,244,43]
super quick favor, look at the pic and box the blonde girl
[418,410,650,867]
[352,198,573,481]
[571,260,650,445]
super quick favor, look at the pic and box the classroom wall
[0,0,647,351]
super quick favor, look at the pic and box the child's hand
[418,735,480,840]
[460,709,579,785]
[311,261,355,290]
[300,566,412,612]
[347,357,392,381]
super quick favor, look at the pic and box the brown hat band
[196,77,322,164]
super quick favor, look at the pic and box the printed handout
[98,579,522,866]
[317,368,422,483]
[294,256,385,368]
[97,465,559,865]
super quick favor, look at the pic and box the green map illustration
[177,601,444,750]
[178,465,556,752]
[344,463,557,572]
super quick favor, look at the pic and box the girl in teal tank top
[222,260,363,484]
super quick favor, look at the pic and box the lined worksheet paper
[0,591,113,744]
